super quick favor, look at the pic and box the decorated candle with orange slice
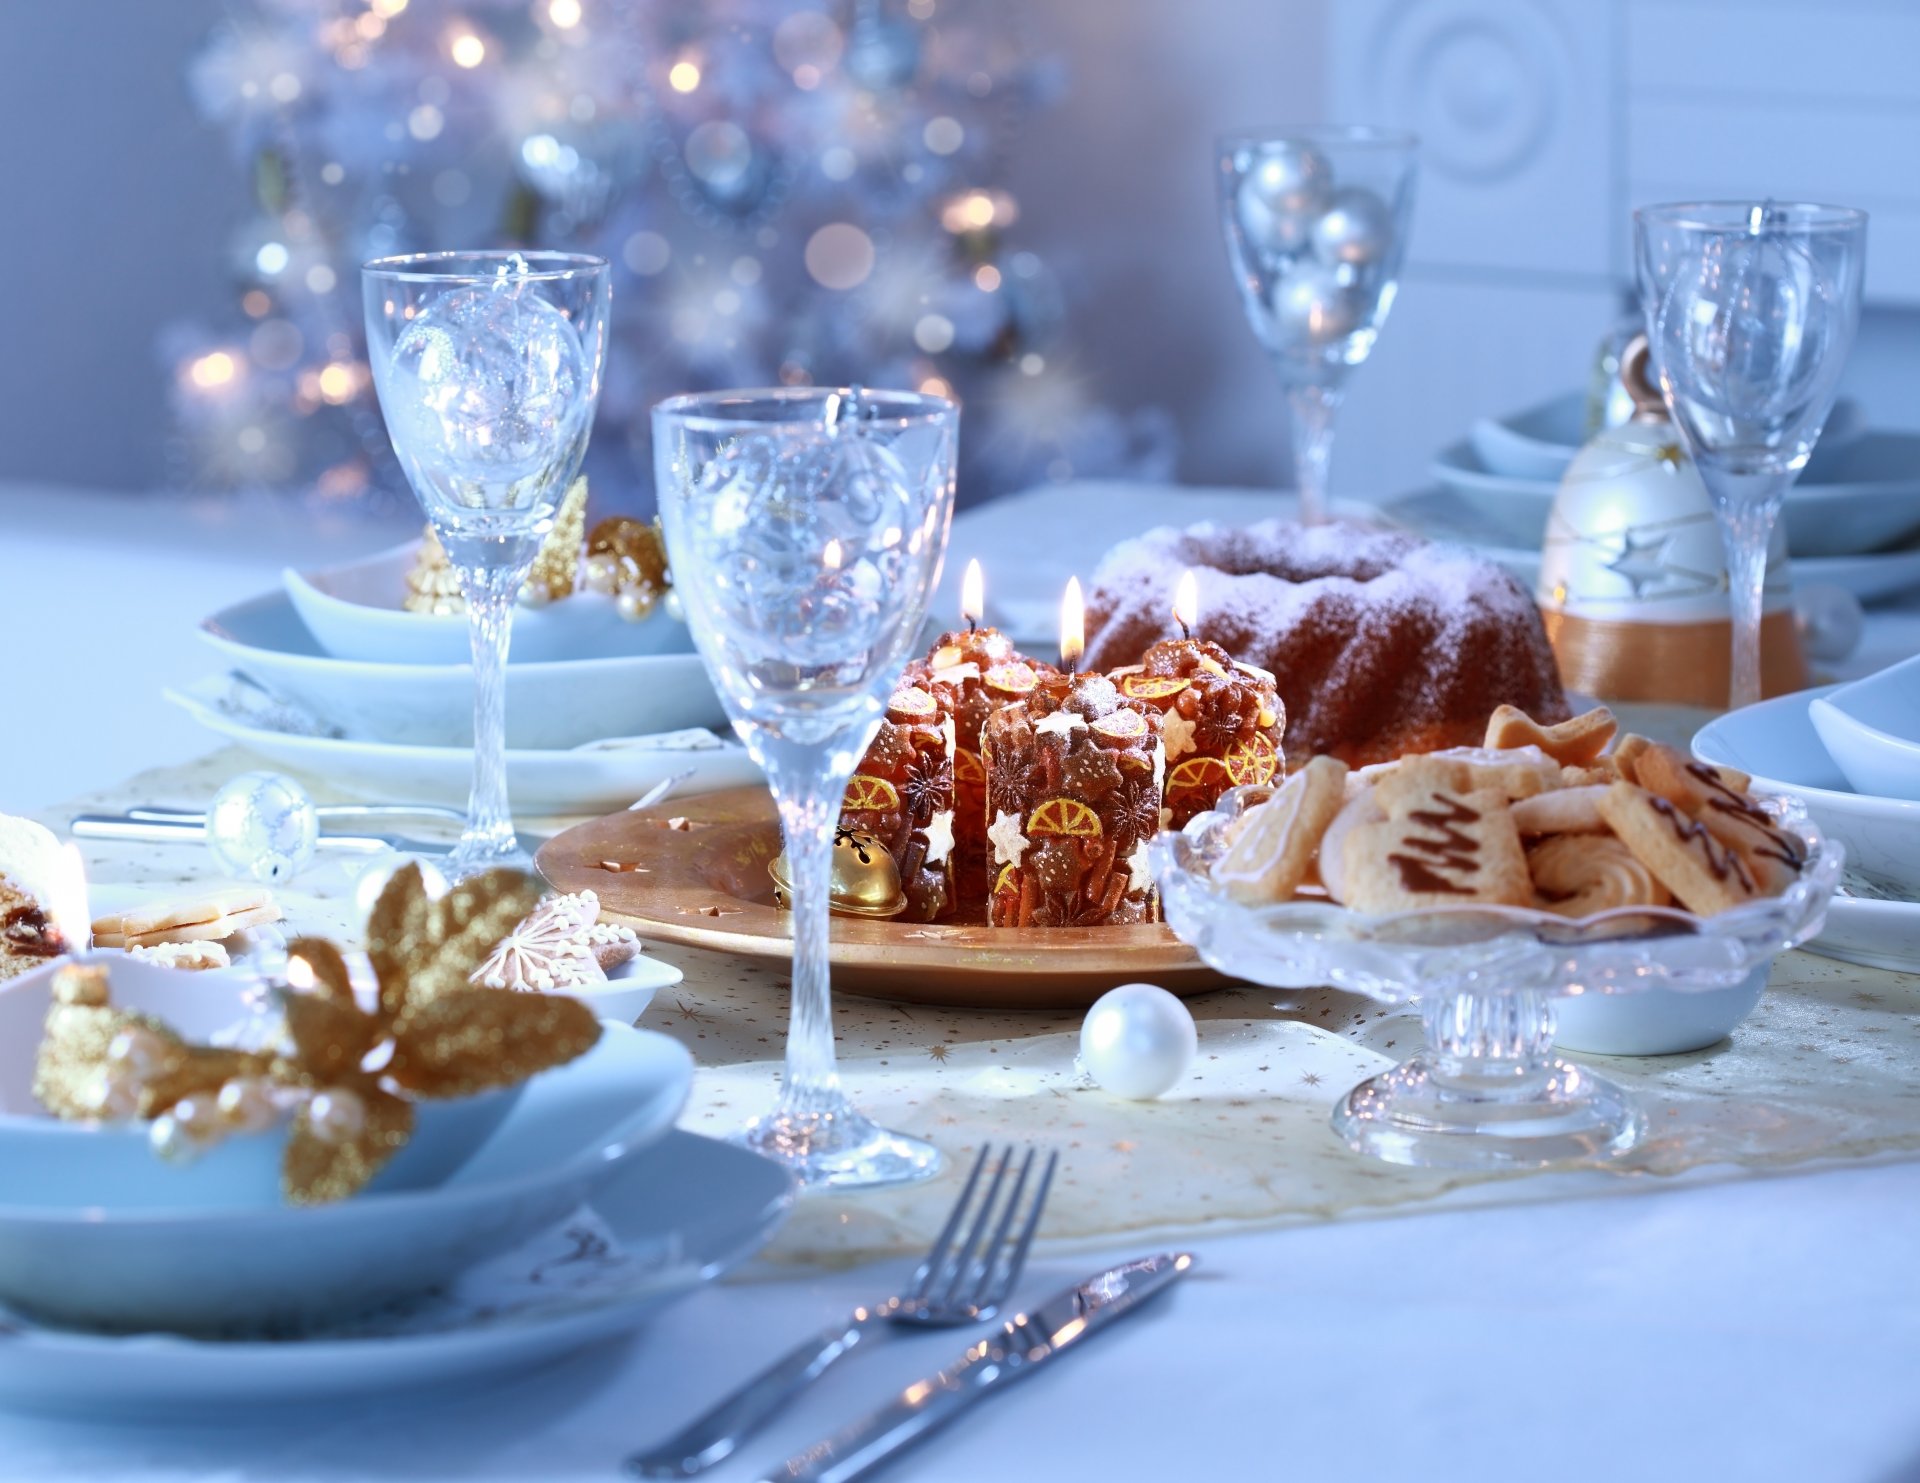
[1113,569,1286,829]
[915,559,1057,912]
[980,578,1164,928]
[838,678,957,921]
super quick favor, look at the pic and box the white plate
[1804,895,1920,973]
[165,676,763,813]
[202,589,726,748]
[582,951,680,1025]
[1383,488,1920,607]
[1808,653,1920,801]
[287,542,694,665]
[0,1130,792,1416]
[1431,429,1920,560]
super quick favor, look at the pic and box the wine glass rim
[1633,201,1867,234]
[653,386,958,430]
[361,250,610,284]
[1217,123,1418,152]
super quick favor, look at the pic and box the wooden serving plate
[536,786,1228,1010]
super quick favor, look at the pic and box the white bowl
[286,542,694,665]
[1808,653,1920,801]
[1693,684,1920,895]
[0,995,691,1333]
[0,958,523,1212]
[1552,963,1768,1057]
[203,589,725,747]
[571,950,680,1025]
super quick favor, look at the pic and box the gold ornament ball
[768,828,908,919]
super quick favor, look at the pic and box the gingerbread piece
[1342,783,1531,913]
[1214,756,1348,905]
[1595,782,1764,915]
[1367,747,1560,811]
[92,888,281,950]
[1484,703,1618,767]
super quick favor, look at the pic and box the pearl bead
[1079,983,1198,1100]
[217,1077,280,1134]
[107,1026,168,1076]
[615,588,646,622]
[307,1088,367,1143]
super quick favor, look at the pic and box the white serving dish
[1693,684,1920,896]
[0,1131,792,1417]
[0,972,692,1332]
[202,589,725,748]
[1468,391,1864,486]
[1552,963,1768,1057]
[1431,427,1920,560]
[1804,895,1920,974]
[1808,653,1920,802]
[578,950,680,1025]
[165,675,762,814]
[1382,488,1920,608]
[286,541,694,665]
[0,957,520,1211]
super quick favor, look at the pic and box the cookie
[127,940,233,971]
[1315,788,1384,905]
[1630,743,1802,891]
[1595,782,1763,915]
[1527,834,1670,917]
[92,888,281,950]
[1510,785,1611,835]
[1485,704,1618,767]
[1366,747,1561,810]
[1214,756,1349,905]
[1343,783,1531,913]
[1609,733,1655,785]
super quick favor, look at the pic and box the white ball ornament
[351,852,450,922]
[1270,262,1362,344]
[1235,142,1331,258]
[206,771,320,883]
[1311,186,1395,267]
[1079,983,1198,1101]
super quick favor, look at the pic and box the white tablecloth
[5,479,1920,1483]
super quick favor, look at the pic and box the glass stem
[1714,494,1784,713]
[455,561,526,861]
[768,760,847,1123]
[1286,383,1342,526]
[1423,987,1555,1085]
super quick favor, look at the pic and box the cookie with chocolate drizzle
[1631,743,1806,893]
[1342,783,1531,914]
[1595,781,1768,915]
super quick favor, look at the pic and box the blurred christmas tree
[168,0,1174,509]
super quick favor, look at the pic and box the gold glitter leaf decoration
[387,987,601,1099]
[367,866,543,1019]
[34,997,175,1120]
[286,937,357,1007]
[280,989,380,1085]
[283,1080,415,1206]
[524,476,588,603]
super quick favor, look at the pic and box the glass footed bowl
[1154,787,1843,1170]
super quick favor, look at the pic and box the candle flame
[49,843,91,955]
[285,954,317,992]
[1060,576,1084,671]
[1173,570,1199,635]
[822,538,843,571]
[961,558,985,626]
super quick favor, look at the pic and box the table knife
[69,815,455,856]
[754,1252,1193,1483]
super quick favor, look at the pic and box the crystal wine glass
[1217,126,1418,525]
[362,251,611,878]
[1635,202,1867,710]
[653,388,957,1189]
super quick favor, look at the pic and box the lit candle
[961,558,985,633]
[1112,571,1286,829]
[979,578,1165,929]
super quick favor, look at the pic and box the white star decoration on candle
[1034,709,1089,739]
[988,808,1030,867]
[1160,710,1197,760]
[923,809,955,866]
[1126,841,1153,893]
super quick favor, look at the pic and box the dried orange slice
[984,661,1038,696]
[1121,674,1190,702]
[842,774,901,812]
[1028,797,1103,838]
[1090,708,1147,742]
[887,686,938,721]
[1166,757,1230,796]
[1223,732,1279,787]
[954,749,986,785]
[993,862,1019,897]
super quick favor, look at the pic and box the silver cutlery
[69,814,457,857]
[125,803,467,825]
[756,1252,1194,1483]
[627,1144,1057,1480]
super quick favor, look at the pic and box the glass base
[1332,1052,1644,1171]
[446,834,536,882]
[736,1104,943,1191]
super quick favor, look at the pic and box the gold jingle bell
[768,828,908,920]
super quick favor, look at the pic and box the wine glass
[1217,126,1418,525]
[362,251,611,877]
[1635,202,1867,710]
[652,387,957,1190]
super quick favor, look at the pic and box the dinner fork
[626,1144,1057,1480]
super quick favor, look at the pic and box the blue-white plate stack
[177,541,762,814]
[1386,393,1920,607]
[0,956,792,1414]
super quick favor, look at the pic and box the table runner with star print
[44,746,1920,1272]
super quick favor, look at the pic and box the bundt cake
[1082,520,1569,767]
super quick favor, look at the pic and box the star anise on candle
[898,750,954,825]
[1110,774,1162,858]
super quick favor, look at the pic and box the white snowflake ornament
[472,889,640,992]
